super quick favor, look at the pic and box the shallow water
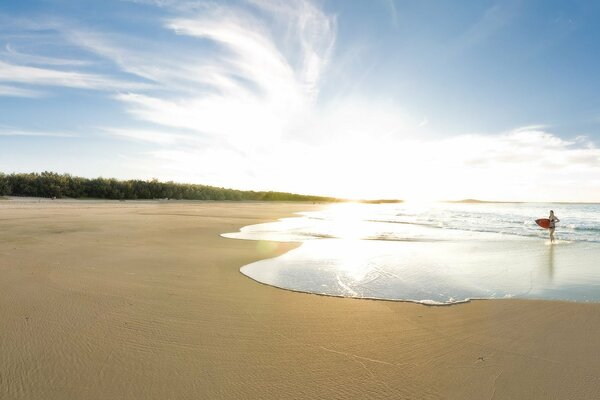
[223,202,600,304]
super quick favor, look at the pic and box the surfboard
[535,218,551,229]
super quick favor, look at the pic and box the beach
[1,199,599,399]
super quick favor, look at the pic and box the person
[549,210,560,243]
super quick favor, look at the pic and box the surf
[224,202,600,304]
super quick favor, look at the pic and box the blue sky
[1,0,599,201]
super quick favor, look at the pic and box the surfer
[549,210,560,243]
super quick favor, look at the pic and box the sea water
[223,202,600,304]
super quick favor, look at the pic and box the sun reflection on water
[324,203,369,240]
[230,202,600,304]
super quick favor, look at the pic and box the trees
[0,173,10,195]
[0,172,339,202]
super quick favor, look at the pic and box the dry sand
[1,199,599,399]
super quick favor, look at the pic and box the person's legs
[550,228,555,243]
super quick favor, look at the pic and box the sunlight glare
[325,202,369,240]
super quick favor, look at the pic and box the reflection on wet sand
[238,238,600,304]
[547,245,555,280]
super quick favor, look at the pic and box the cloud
[0,84,44,98]
[0,61,149,91]
[0,128,77,137]
[2,43,91,67]
[119,0,210,12]
[103,127,207,146]
[0,17,151,94]
[387,127,600,201]
[73,1,337,151]
[64,30,188,88]
[246,0,336,96]
[167,15,299,101]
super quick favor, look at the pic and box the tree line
[0,172,339,202]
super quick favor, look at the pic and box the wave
[567,224,600,232]
[300,231,444,242]
[312,216,600,243]
[366,218,437,228]
[248,205,600,244]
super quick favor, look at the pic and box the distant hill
[358,199,403,204]
[0,172,341,202]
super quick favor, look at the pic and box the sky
[1,0,600,202]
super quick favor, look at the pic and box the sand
[1,199,599,399]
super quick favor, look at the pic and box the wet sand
[1,199,599,399]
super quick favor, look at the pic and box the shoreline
[225,206,599,305]
[234,238,597,307]
[2,200,600,399]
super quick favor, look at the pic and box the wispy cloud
[69,0,338,150]
[1,43,91,67]
[0,128,77,137]
[0,61,149,91]
[0,16,151,94]
[0,84,44,98]
[103,127,206,146]
[119,0,210,12]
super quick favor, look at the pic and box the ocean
[223,202,600,305]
